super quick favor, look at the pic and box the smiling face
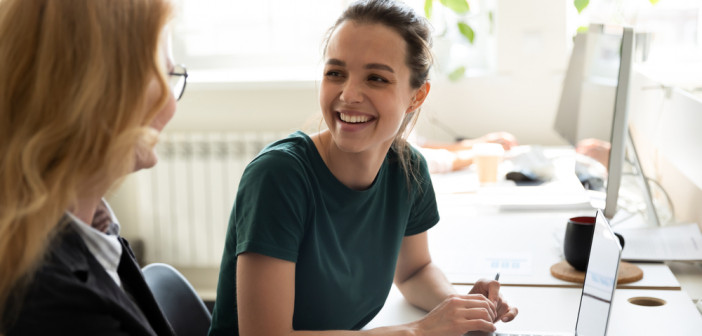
[320,21,419,155]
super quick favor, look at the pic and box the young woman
[0,0,185,334]
[209,1,517,335]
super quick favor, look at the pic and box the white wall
[166,82,322,134]
[415,73,568,144]
[165,72,571,145]
[164,0,572,146]
[629,69,702,227]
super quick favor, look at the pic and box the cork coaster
[550,260,643,284]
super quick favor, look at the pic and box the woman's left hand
[469,278,519,323]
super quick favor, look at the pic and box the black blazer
[5,223,175,336]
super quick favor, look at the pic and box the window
[568,0,702,63]
[171,0,348,82]
[171,0,494,82]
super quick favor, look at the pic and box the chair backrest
[142,263,212,336]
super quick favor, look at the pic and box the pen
[492,273,501,311]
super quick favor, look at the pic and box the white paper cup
[473,143,504,184]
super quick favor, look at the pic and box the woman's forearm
[394,262,456,311]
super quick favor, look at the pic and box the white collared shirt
[66,200,123,288]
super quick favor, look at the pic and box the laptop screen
[575,209,623,335]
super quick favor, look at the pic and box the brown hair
[323,0,434,186]
[0,0,173,328]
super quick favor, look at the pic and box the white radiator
[132,131,289,267]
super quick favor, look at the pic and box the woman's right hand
[410,293,497,335]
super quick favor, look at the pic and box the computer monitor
[553,25,659,224]
[603,26,633,220]
[553,31,588,145]
[553,23,620,148]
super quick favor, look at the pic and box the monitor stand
[619,127,662,227]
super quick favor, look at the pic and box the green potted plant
[424,0,493,81]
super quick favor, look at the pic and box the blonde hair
[0,0,173,327]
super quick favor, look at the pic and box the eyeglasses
[168,64,188,101]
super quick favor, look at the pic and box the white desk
[365,284,702,335]
[428,192,681,289]
[667,261,702,300]
[368,148,702,334]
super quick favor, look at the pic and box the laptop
[472,209,623,336]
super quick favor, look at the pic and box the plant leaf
[440,0,470,15]
[448,66,466,81]
[488,11,494,34]
[457,22,475,44]
[574,0,589,14]
[424,0,433,19]
[649,0,659,4]
[576,25,589,33]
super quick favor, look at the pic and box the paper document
[433,251,534,280]
[430,170,479,194]
[618,223,702,261]
[477,183,594,210]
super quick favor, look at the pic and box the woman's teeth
[340,113,370,123]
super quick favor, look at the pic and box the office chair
[142,263,212,336]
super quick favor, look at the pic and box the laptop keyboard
[465,331,571,336]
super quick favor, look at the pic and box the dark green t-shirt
[209,131,439,335]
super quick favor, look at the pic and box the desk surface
[419,154,702,334]
[667,260,702,300]
[428,193,680,289]
[365,285,702,335]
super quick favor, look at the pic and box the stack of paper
[476,183,594,211]
[617,223,702,261]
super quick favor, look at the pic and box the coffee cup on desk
[564,215,625,271]
[473,143,504,184]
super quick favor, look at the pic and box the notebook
[471,209,623,336]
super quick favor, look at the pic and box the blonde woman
[0,0,185,334]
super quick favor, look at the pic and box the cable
[620,172,675,225]
[645,176,675,220]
